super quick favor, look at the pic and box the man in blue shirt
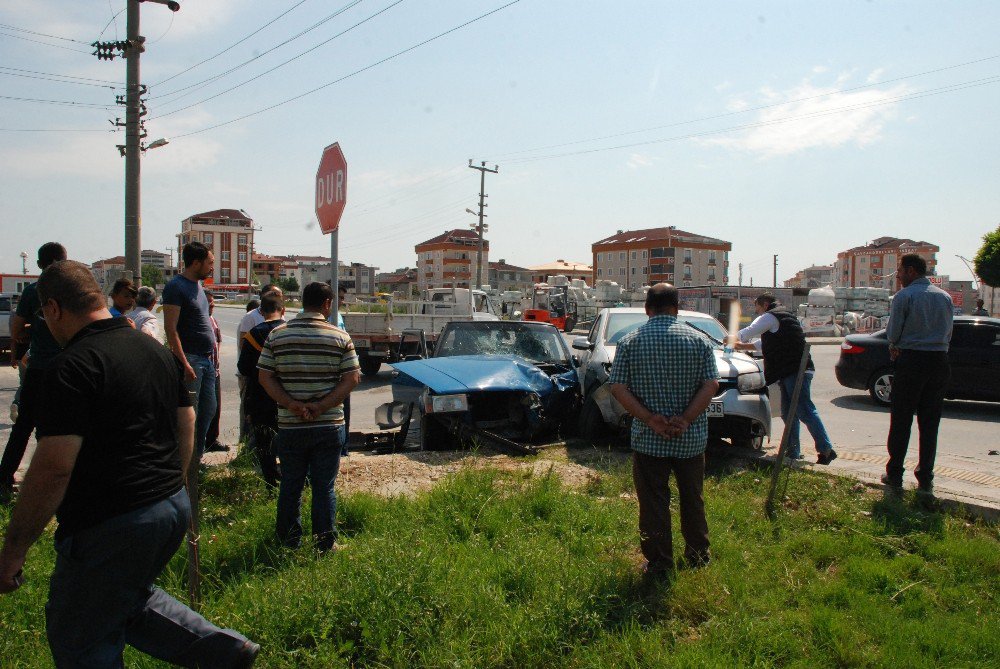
[108,279,137,318]
[609,284,720,575]
[0,242,67,504]
[883,254,954,493]
[162,242,217,461]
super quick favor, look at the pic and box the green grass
[1,455,998,668]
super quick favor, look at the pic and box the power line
[0,126,110,132]
[0,29,93,54]
[493,53,1000,160]
[0,22,91,44]
[0,66,122,85]
[151,0,364,100]
[170,0,523,138]
[151,0,315,88]
[0,70,120,88]
[99,5,125,40]
[0,94,113,108]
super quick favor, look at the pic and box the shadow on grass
[870,491,946,537]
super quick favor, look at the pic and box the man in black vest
[736,293,837,464]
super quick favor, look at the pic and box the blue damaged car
[374,320,581,453]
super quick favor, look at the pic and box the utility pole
[248,224,263,296]
[468,159,498,289]
[94,0,179,288]
[738,262,743,286]
[773,254,778,287]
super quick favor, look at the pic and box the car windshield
[436,323,570,364]
[604,312,727,347]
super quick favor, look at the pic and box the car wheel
[868,370,893,407]
[732,434,764,450]
[564,316,577,333]
[359,355,381,378]
[420,414,454,451]
[577,394,611,445]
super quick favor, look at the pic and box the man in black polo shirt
[0,261,258,667]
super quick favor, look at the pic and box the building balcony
[443,271,472,280]
[443,257,472,266]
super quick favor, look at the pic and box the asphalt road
[3,308,998,510]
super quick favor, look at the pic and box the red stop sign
[315,142,347,234]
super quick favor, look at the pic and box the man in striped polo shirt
[257,282,360,551]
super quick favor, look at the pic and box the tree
[282,276,299,292]
[974,225,1000,288]
[141,264,163,288]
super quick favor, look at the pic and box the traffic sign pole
[331,230,338,325]
[315,142,347,322]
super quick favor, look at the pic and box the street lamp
[20,251,28,274]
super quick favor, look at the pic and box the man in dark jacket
[737,293,837,464]
[237,293,285,488]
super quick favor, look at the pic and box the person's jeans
[275,425,345,551]
[632,451,710,570]
[886,350,950,486]
[778,372,834,459]
[0,366,43,489]
[184,354,218,460]
[206,374,223,447]
[46,489,250,667]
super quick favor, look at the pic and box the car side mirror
[571,336,593,351]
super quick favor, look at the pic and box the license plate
[353,337,370,349]
[707,401,725,417]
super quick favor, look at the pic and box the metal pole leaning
[186,450,202,609]
[765,342,811,519]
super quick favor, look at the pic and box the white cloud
[703,69,910,157]
[714,80,732,93]
[627,153,654,169]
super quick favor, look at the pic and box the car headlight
[422,390,469,414]
[737,371,765,393]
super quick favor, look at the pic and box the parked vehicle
[374,320,581,453]
[834,316,1000,406]
[572,307,771,449]
[523,284,578,332]
[0,293,19,354]
[345,287,500,377]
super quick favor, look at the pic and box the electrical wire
[0,66,122,85]
[146,11,175,45]
[0,30,94,54]
[0,94,113,108]
[0,22,91,44]
[150,0,315,88]
[151,0,363,99]
[100,4,124,40]
[0,70,119,88]
[169,0,523,138]
[0,127,111,132]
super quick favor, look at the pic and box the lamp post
[20,251,28,275]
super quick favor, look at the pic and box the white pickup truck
[345,288,499,376]
[0,293,18,354]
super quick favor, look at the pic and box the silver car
[573,308,771,449]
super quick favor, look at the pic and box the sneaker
[9,402,17,423]
[233,640,260,668]
[880,473,903,491]
[817,449,838,466]
[205,441,230,453]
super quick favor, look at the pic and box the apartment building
[414,229,488,292]
[528,260,592,286]
[177,208,254,290]
[784,264,836,289]
[141,249,170,269]
[489,259,535,293]
[835,237,939,290]
[592,226,731,290]
[90,255,125,290]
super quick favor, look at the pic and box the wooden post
[765,343,811,519]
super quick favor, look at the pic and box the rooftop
[593,226,730,248]
[528,259,592,272]
[416,229,483,247]
[841,237,939,254]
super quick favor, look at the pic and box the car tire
[732,434,764,450]
[564,316,577,333]
[420,414,454,451]
[868,369,893,407]
[359,355,381,378]
[577,394,611,446]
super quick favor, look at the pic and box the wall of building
[593,241,728,290]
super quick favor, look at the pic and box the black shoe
[206,441,231,453]
[0,484,14,506]
[817,449,838,465]
[880,473,903,490]
[234,640,260,668]
[916,479,934,495]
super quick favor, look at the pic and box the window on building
[650,264,664,274]
[238,267,247,279]
[631,251,637,260]
[237,234,247,248]
[619,252,625,261]
[631,267,636,275]
[221,268,231,281]
[683,280,691,287]
[684,266,692,279]
[202,233,213,248]
[221,251,230,261]
[619,268,625,276]
[238,252,247,262]
[684,249,692,263]
[709,270,716,281]
[642,267,648,275]
[596,253,601,262]
[709,250,717,264]
[597,268,603,277]
[642,250,648,259]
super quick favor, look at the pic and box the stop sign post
[315,142,346,324]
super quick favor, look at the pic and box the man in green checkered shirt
[609,284,720,575]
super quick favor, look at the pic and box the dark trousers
[275,425,345,551]
[0,366,43,488]
[886,350,950,485]
[632,451,710,570]
[206,374,222,446]
[46,489,249,667]
[250,422,280,488]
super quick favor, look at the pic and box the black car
[835,316,1000,406]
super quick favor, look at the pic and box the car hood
[604,345,761,379]
[391,355,577,395]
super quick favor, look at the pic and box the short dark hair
[755,293,777,309]
[37,242,67,269]
[645,283,678,314]
[135,286,156,308]
[246,299,260,312]
[260,294,283,316]
[900,253,927,275]
[302,281,333,310]
[111,278,137,297]
[261,284,281,297]
[182,241,210,268]
[37,260,106,315]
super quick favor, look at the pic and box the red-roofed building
[834,237,939,290]
[414,229,488,292]
[527,260,592,286]
[591,226,731,289]
[177,208,255,289]
[90,255,126,289]
[489,259,534,293]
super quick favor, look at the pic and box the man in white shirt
[126,286,160,340]
[736,293,836,465]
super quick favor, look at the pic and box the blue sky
[1,0,998,286]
